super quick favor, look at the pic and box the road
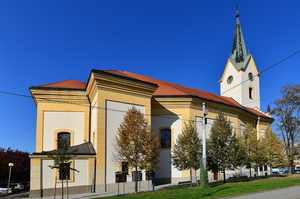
[5,191,29,198]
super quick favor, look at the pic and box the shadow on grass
[200,186,231,198]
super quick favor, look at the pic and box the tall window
[249,87,253,99]
[161,129,171,148]
[57,132,70,149]
[59,163,70,180]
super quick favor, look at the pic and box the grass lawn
[93,175,300,199]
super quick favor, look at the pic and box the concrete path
[28,183,178,199]
[28,184,300,199]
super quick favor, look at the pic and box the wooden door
[214,172,219,180]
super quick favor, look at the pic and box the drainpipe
[87,94,92,142]
[94,157,97,193]
[256,116,261,137]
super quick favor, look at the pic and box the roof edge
[31,152,96,156]
[92,69,158,87]
[29,86,86,91]
[153,95,272,119]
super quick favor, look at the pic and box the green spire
[229,8,250,70]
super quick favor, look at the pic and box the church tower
[219,10,260,109]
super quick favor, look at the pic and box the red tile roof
[35,79,86,90]
[117,71,240,107]
[31,70,272,118]
[244,107,271,118]
[101,70,271,118]
[124,71,242,106]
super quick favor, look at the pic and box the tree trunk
[62,178,64,199]
[223,170,226,183]
[54,176,57,199]
[134,166,138,194]
[249,166,252,178]
[195,169,198,186]
[66,174,69,199]
[190,169,192,187]
[289,162,293,175]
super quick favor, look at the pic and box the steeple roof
[229,10,250,70]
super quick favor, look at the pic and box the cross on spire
[236,5,240,18]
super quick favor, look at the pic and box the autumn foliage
[271,84,300,173]
[113,106,160,193]
[0,148,30,183]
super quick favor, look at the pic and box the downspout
[87,94,96,192]
[256,116,261,138]
[40,159,43,197]
[93,157,97,193]
[87,94,92,142]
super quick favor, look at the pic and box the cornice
[30,88,89,105]
[87,70,158,98]
[153,95,273,121]
[91,69,157,87]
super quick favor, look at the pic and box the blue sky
[0,1,299,153]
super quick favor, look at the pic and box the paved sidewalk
[28,183,178,199]
[28,184,300,199]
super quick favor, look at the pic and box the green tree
[252,138,267,173]
[207,111,237,183]
[171,120,202,187]
[239,123,258,177]
[226,132,246,174]
[261,127,288,170]
[113,106,160,194]
[271,84,300,174]
[46,139,78,198]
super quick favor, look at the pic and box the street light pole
[202,102,209,170]
[200,102,210,188]
[7,163,14,195]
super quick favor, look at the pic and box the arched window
[56,161,74,181]
[57,132,70,149]
[161,129,171,148]
[59,163,70,180]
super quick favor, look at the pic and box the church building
[29,12,273,198]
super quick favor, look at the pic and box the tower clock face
[248,73,254,81]
[227,75,233,84]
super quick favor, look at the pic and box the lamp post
[200,102,209,188]
[7,163,14,195]
[202,102,209,170]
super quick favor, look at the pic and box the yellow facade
[29,11,274,196]
[29,69,273,197]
